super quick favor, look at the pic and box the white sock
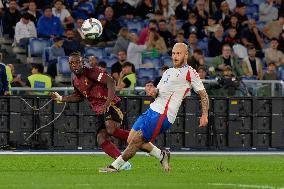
[111,155,126,170]
[149,146,163,161]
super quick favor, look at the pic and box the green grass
[0,155,283,189]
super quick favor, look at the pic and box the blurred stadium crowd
[0,0,284,95]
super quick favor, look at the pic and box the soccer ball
[81,18,103,39]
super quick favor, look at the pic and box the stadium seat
[126,20,144,33]
[56,56,71,83]
[142,57,161,68]
[42,47,51,67]
[137,68,157,79]
[85,47,105,58]
[101,56,118,68]
[137,76,151,86]
[176,20,185,30]
[28,38,50,57]
[247,4,259,21]
[161,56,173,67]
[104,47,114,56]
[280,70,284,81]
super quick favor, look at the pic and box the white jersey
[150,64,205,123]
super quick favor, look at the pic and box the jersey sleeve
[186,68,205,92]
[86,67,108,84]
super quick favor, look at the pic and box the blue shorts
[132,108,171,142]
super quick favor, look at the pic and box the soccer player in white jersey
[99,43,209,173]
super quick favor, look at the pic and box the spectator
[204,0,217,16]
[14,13,37,49]
[138,19,158,45]
[127,33,147,68]
[111,50,127,82]
[2,0,21,39]
[156,0,175,19]
[188,32,199,55]
[278,31,284,53]
[264,38,284,67]
[175,0,191,20]
[26,1,42,25]
[97,61,107,73]
[46,37,65,78]
[209,44,243,77]
[235,3,248,27]
[224,14,242,38]
[208,25,224,57]
[104,7,121,39]
[241,45,263,79]
[95,0,110,16]
[263,14,284,40]
[241,19,264,57]
[136,0,155,19]
[259,0,278,23]
[63,29,83,55]
[112,0,135,19]
[182,13,204,39]
[204,16,220,38]
[111,27,130,55]
[0,60,9,96]
[194,0,209,28]
[52,0,74,28]
[95,14,118,46]
[145,28,167,55]
[117,62,137,95]
[223,27,240,47]
[124,0,141,8]
[175,30,187,44]
[27,64,52,96]
[154,65,169,86]
[214,1,232,28]
[74,0,95,19]
[158,19,174,50]
[6,64,25,87]
[37,6,64,38]
[197,66,208,79]
[144,80,155,95]
[188,48,205,70]
[73,17,95,46]
[18,0,30,11]
[88,56,98,68]
[168,15,177,37]
[263,62,279,80]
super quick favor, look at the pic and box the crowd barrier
[0,96,284,150]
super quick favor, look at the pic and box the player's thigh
[97,129,111,145]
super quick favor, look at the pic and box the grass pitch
[0,155,283,189]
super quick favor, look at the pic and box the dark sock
[112,128,130,141]
[100,140,121,159]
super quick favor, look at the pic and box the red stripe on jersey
[186,70,191,82]
[183,88,190,98]
[150,93,173,142]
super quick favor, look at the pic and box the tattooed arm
[198,89,209,127]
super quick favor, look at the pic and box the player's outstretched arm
[197,89,209,127]
[50,90,84,103]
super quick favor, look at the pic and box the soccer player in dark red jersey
[50,52,131,170]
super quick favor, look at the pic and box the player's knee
[97,130,108,146]
[105,121,116,134]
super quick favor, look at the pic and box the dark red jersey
[72,67,120,113]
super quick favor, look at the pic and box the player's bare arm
[50,91,84,103]
[198,89,209,127]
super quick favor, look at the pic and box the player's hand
[49,92,62,102]
[199,114,208,127]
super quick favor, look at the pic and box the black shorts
[97,104,124,131]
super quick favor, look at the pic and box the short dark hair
[145,80,155,85]
[122,62,133,68]
[149,19,158,25]
[22,13,30,20]
[161,65,169,71]
[271,38,279,42]
[53,36,63,42]
[247,45,256,50]
[97,61,107,68]
[159,19,167,24]
[32,63,44,73]
[197,66,206,72]
[193,48,203,55]
[43,6,52,12]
